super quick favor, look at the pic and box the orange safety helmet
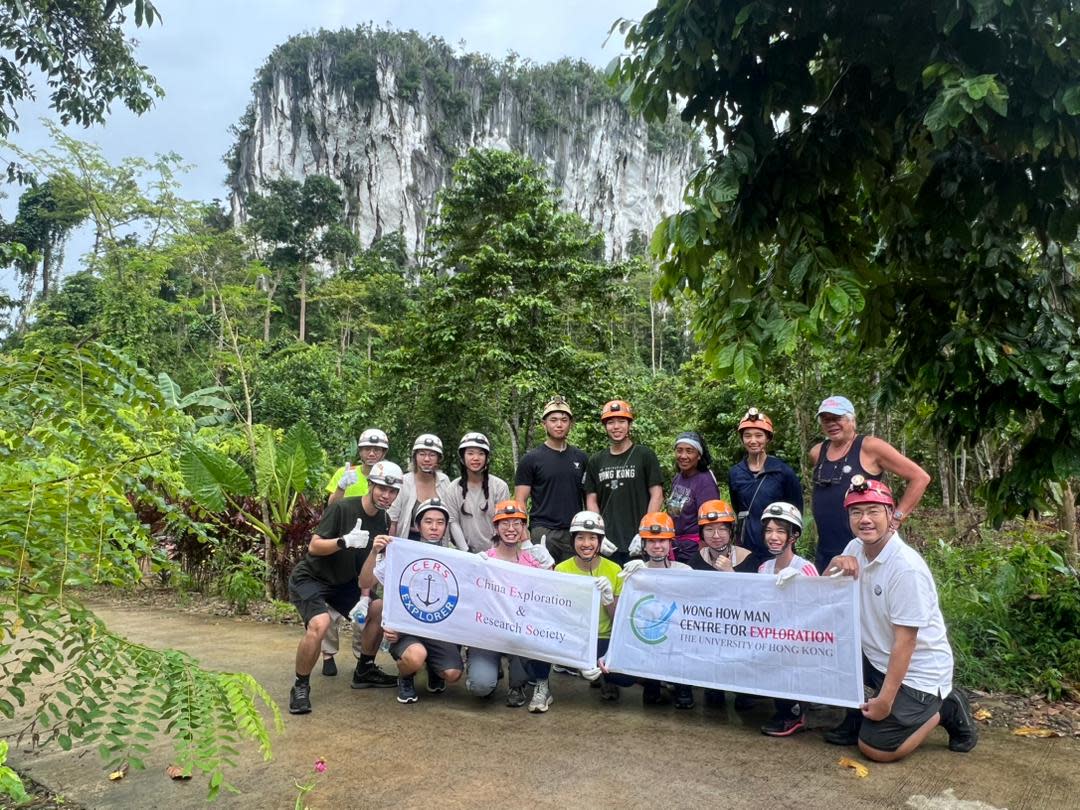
[492,500,528,523]
[698,499,737,525]
[737,407,774,436]
[638,511,675,540]
[601,399,635,422]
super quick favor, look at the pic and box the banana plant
[157,372,233,427]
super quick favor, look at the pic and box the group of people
[286,394,977,762]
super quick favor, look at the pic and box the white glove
[524,537,555,569]
[349,595,370,623]
[600,537,618,556]
[342,519,370,549]
[594,576,615,606]
[618,559,646,580]
[775,567,801,587]
[337,465,359,491]
[628,533,643,557]
[580,665,602,682]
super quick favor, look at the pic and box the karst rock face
[226,30,700,261]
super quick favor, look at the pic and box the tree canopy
[0,0,163,135]
[613,0,1080,519]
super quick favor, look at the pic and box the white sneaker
[528,679,552,713]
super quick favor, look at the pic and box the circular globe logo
[629,595,677,645]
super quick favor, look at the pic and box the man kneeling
[824,476,977,761]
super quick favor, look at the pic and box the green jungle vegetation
[3,5,1080,801]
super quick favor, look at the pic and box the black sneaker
[761,709,806,737]
[397,676,418,704]
[600,682,620,701]
[426,670,447,693]
[939,689,978,752]
[674,685,695,710]
[351,662,398,689]
[506,685,527,708]
[824,711,862,745]
[321,656,337,677]
[704,689,726,709]
[642,682,670,706]
[289,682,312,714]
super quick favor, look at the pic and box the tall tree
[244,175,358,342]
[613,0,1080,519]
[0,0,163,135]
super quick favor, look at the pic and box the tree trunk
[650,301,657,374]
[506,416,521,469]
[937,446,952,509]
[298,266,307,343]
[1062,479,1078,569]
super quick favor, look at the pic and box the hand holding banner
[382,541,600,670]
[605,569,863,707]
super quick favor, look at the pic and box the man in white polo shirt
[823,476,977,761]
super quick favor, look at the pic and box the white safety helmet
[415,497,451,523]
[569,510,605,538]
[458,432,491,454]
[367,461,404,490]
[411,434,444,456]
[357,428,389,450]
[761,501,802,534]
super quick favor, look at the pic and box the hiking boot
[351,661,397,689]
[642,682,670,706]
[704,689,726,709]
[599,682,621,702]
[939,689,978,752]
[289,681,312,714]
[397,676,418,704]
[674,684,695,710]
[506,685,527,708]
[321,656,337,677]
[761,709,806,737]
[824,711,862,745]
[528,679,553,713]
[426,669,447,693]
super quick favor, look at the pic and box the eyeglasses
[849,506,887,520]
[498,519,525,528]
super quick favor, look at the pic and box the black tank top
[810,434,882,568]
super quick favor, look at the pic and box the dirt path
[3,604,1077,809]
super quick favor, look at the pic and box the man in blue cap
[808,395,931,573]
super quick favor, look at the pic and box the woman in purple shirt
[666,431,722,564]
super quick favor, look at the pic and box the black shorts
[288,575,360,628]
[859,657,943,752]
[389,635,463,674]
[530,526,572,564]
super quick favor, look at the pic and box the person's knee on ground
[465,657,500,697]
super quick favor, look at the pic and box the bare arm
[585,493,599,512]
[359,535,390,590]
[862,625,918,720]
[863,436,932,517]
[514,484,531,509]
[647,484,663,513]
[307,534,340,557]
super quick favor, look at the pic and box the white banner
[606,570,864,707]
[382,541,600,669]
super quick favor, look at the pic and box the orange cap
[638,511,675,539]
[601,400,634,422]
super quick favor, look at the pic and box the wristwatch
[337,537,346,549]
[892,510,906,523]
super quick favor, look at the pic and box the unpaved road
[3,604,1076,809]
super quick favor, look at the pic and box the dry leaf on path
[108,763,129,781]
[165,765,191,780]
[973,708,992,721]
[838,757,870,778]
[1012,727,1063,738]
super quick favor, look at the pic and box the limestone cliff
[226,28,700,261]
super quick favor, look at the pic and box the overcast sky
[2,0,657,210]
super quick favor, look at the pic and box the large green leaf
[179,443,252,512]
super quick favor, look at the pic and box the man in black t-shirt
[514,396,589,565]
[287,461,404,714]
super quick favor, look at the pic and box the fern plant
[0,343,281,800]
